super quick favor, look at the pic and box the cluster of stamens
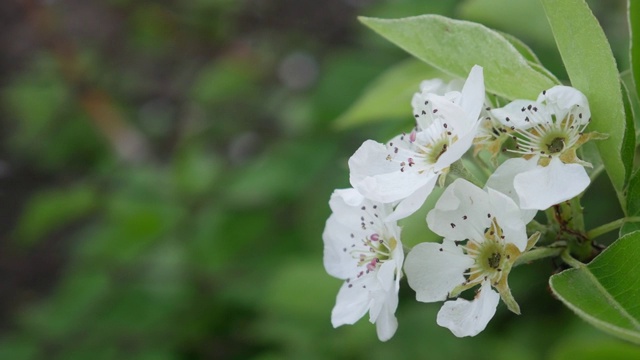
[505,104,589,160]
[342,204,397,288]
[458,217,509,287]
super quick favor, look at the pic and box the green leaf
[359,15,558,100]
[620,79,636,188]
[551,339,640,360]
[623,165,640,231]
[621,70,640,143]
[14,186,97,246]
[630,0,640,97]
[459,0,555,48]
[549,231,640,344]
[540,0,627,192]
[335,59,444,128]
[625,168,640,218]
[498,31,542,64]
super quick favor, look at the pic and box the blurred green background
[0,0,638,359]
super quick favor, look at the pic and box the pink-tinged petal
[458,65,485,123]
[385,176,438,222]
[404,242,473,302]
[427,179,491,241]
[537,85,590,125]
[331,279,372,327]
[514,157,590,210]
[487,188,528,251]
[436,281,500,337]
[486,158,537,223]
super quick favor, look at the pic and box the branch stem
[586,216,640,239]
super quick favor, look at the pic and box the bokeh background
[0,0,638,359]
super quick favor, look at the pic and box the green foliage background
[0,0,636,358]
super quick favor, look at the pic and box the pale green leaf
[620,79,636,188]
[541,0,627,191]
[630,0,640,97]
[359,15,558,100]
[335,59,444,128]
[498,31,542,64]
[549,231,640,344]
[459,0,555,48]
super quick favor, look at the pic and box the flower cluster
[323,65,601,340]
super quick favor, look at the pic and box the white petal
[424,93,469,127]
[323,215,359,278]
[487,188,528,251]
[458,65,485,123]
[434,120,479,170]
[419,78,447,93]
[490,100,549,129]
[404,242,474,302]
[427,179,491,241]
[349,139,432,203]
[514,157,590,210]
[486,158,538,223]
[323,189,398,279]
[436,281,500,337]
[412,92,436,130]
[331,188,364,207]
[373,290,399,341]
[376,258,397,292]
[385,176,437,222]
[331,279,372,327]
[537,85,590,124]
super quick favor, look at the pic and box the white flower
[487,85,605,210]
[349,65,485,221]
[404,179,538,337]
[323,188,404,341]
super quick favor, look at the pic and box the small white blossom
[323,188,404,341]
[487,85,605,210]
[349,66,485,221]
[404,179,538,337]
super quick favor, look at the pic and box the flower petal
[323,215,360,278]
[323,188,399,279]
[490,99,549,129]
[436,281,500,337]
[404,241,474,302]
[349,139,433,203]
[434,120,480,170]
[537,85,590,125]
[385,176,437,222]
[487,188,528,251]
[514,157,590,210]
[486,157,538,223]
[458,65,485,124]
[331,279,372,327]
[373,290,399,342]
[427,178,491,241]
